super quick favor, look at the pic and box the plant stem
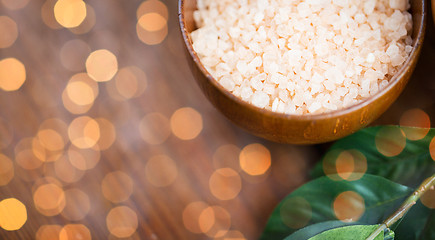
[365,174,435,240]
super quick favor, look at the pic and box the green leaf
[306,225,383,240]
[311,126,435,188]
[283,221,358,240]
[310,126,435,239]
[260,174,411,240]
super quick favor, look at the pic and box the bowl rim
[178,0,427,121]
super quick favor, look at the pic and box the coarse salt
[191,0,413,114]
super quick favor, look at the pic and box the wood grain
[0,0,434,239]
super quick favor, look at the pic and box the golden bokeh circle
[68,116,100,149]
[86,49,118,82]
[112,66,147,100]
[15,138,44,170]
[36,225,62,240]
[106,206,138,238]
[209,168,241,200]
[54,0,87,28]
[239,143,271,176]
[137,0,168,21]
[183,201,209,234]
[0,198,27,231]
[399,108,431,140]
[33,183,66,216]
[421,187,435,209]
[333,191,365,222]
[375,127,406,157]
[170,107,203,140]
[41,0,62,29]
[0,58,26,91]
[101,171,134,203]
[95,118,116,150]
[138,13,167,32]
[69,3,96,35]
[67,145,101,170]
[59,224,91,240]
[0,16,18,48]
[430,137,435,161]
[136,21,168,45]
[199,206,231,238]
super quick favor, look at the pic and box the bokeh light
[199,206,231,238]
[0,16,18,48]
[375,126,406,157]
[399,108,431,140]
[106,206,138,238]
[0,58,26,91]
[95,118,116,150]
[136,0,169,46]
[137,0,168,21]
[183,201,209,234]
[138,13,167,32]
[55,154,85,183]
[61,188,91,221]
[139,112,171,145]
[333,191,365,222]
[37,129,65,152]
[62,73,99,114]
[212,144,241,171]
[54,0,87,28]
[106,66,147,100]
[37,118,69,160]
[68,116,100,149]
[60,39,91,72]
[421,187,435,209]
[239,143,271,176]
[41,0,62,29]
[0,154,14,186]
[65,73,99,106]
[101,171,134,203]
[323,149,367,181]
[59,224,91,240]
[36,225,62,240]
[86,49,118,82]
[170,107,203,140]
[280,197,312,229]
[33,183,66,216]
[67,145,101,170]
[145,154,178,187]
[69,3,96,35]
[1,0,30,10]
[209,168,241,201]
[15,138,44,170]
[0,198,27,231]
[430,137,435,161]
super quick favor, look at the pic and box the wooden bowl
[178,0,427,144]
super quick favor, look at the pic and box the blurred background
[0,0,434,239]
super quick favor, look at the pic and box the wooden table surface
[0,0,434,239]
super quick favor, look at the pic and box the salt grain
[192,0,413,114]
